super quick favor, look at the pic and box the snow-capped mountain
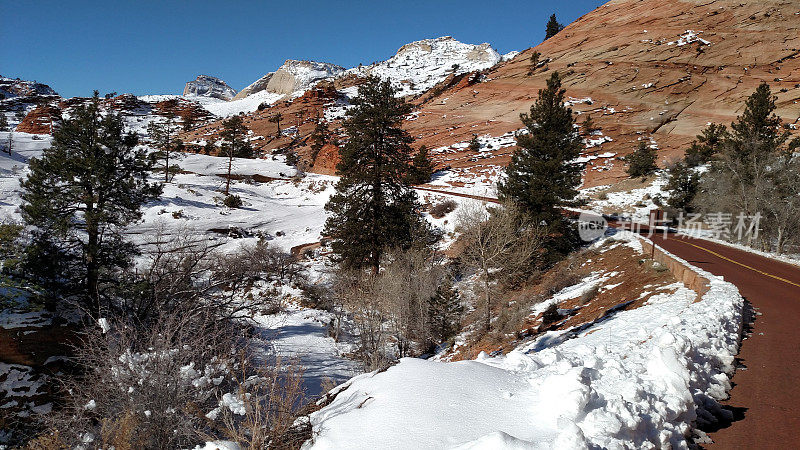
[0,76,58,98]
[233,60,344,100]
[183,75,237,100]
[350,36,502,97]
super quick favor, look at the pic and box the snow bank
[304,235,743,450]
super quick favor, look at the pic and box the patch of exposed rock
[183,75,237,100]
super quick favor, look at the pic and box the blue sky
[1,0,605,98]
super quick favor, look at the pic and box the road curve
[418,187,800,446]
[649,232,800,448]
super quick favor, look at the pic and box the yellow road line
[670,238,800,288]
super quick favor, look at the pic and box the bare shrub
[429,200,457,219]
[37,305,310,449]
[456,202,545,331]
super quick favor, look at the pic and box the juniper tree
[147,112,181,182]
[323,77,421,273]
[625,141,658,177]
[20,92,161,315]
[406,145,435,185]
[219,115,252,196]
[468,135,480,152]
[545,14,565,40]
[498,72,582,259]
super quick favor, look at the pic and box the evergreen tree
[0,113,8,131]
[498,72,582,262]
[204,138,217,155]
[427,279,462,344]
[406,145,435,185]
[545,14,565,40]
[269,112,283,136]
[582,115,597,135]
[498,72,582,225]
[468,135,481,152]
[309,117,329,165]
[20,92,161,315]
[685,123,727,167]
[219,115,252,196]
[625,141,658,177]
[182,114,196,132]
[324,77,420,273]
[147,112,181,182]
[528,51,541,75]
[665,161,699,213]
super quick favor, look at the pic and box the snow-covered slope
[0,76,58,98]
[183,75,237,100]
[304,234,744,449]
[349,36,502,97]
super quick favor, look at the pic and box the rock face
[183,75,236,100]
[352,36,502,96]
[234,60,344,100]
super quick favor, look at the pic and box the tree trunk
[86,213,100,316]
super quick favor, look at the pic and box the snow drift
[303,233,744,449]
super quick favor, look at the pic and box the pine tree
[665,161,699,213]
[406,145,435,185]
[545,14,565,40]
[499,72,582,225]
[498,72,582,262]
[528,51,541,75]
[147,112,181,182]
[582,115,597,135]
[427,279,462,344]
[204,138,217,155]
[625,141,658,177]
[685,123,727,167]
[309,117,329,165]
[219,115,252,196]
[182,114,196,132]
[324,77,420,273]
[20,92,161,315]
[0,113,8,131]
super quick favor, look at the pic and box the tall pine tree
[498,72,582,261]
[20,92,161,315]
[309,116,329,165]
[324,77,420,273]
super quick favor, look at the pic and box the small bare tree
[456,202,544,331]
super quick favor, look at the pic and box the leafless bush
[429,200,457,219]
[456,202,544,331]
[333,248,453,370]
[33,305,310,449]
[121,226,303,325]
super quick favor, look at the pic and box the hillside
[403,0,800,187]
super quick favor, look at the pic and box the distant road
[419,186,800,447]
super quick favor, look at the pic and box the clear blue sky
[1,0,605,98]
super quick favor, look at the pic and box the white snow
[348,36,502,98]
[304,234,744,450]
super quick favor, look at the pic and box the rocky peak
[0,76,58,99]
[354,36,502,97]
[234,60,344,100]
[183,75,236,100]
